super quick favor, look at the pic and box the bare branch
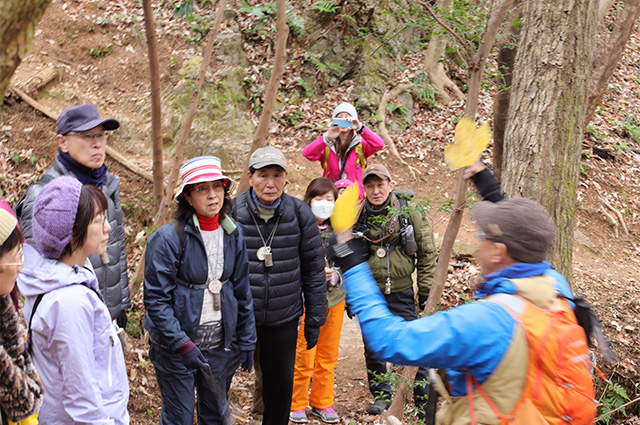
[416,0,474,62]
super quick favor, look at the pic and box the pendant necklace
[250,212,280,268]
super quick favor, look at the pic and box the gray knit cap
[332,102,358,121]
[33,176,82,259]
[473,198,556,264]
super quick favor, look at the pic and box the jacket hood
[476,262,558,308]
[18,244,99,297]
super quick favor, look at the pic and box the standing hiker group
[0,101,603,425]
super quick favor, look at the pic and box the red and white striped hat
[175,156,230,198]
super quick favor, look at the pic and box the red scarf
[197,213,219,231]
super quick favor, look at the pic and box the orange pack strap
[466,373,506,424]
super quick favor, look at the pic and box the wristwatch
[356,124,365,134]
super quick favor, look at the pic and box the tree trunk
[492,3,521,177]
[585,0,640,124]
[502,0,598,283]
[421,0,465,105]
[130,0,227,299]
[0,0,51,102]
[236,0,289,194]
[142,0,164,204]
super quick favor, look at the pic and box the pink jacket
[303,126,384,197]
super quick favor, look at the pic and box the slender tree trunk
[421,0,465,105]
[0,0,51,102]
[492,3,521,177]
[142,0,164,203]
[502,0,598,283]
[130,0,226,298]
[585,0,640,124]
[236,0,289,194]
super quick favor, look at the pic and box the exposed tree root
[377,83,421,180]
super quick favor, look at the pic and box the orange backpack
[468,293,596,425]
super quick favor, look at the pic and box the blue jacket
[343,261,572,397]
[143,215,256,353]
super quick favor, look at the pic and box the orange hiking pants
[291,301,346,410]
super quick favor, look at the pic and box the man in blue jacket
[329,197,580,424]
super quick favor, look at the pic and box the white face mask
[310,200,335,220]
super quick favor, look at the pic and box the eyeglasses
[67,132,108,142]
[93,214,109,230]
[476,230,498,242]
[192,182,225,195]
[0,246,24,267]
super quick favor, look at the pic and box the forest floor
[2,0,640,423]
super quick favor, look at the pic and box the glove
[304,324,320,350]
[418,294,429,311]
[327,235,369,273]
[116,310,128,329]
[239,350,254,372]
[178,341,209,371]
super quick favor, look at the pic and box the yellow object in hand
[8,413,39,425]
[444,116,491,171]
[330,182,361,234]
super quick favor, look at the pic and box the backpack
[468,293,596,425]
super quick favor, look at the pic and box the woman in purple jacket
[18,176,129,425]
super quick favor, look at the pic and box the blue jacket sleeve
[232,226,257,351]
[343,263,515,382]
[143,225,190,352]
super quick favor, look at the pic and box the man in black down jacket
[15,104,130,326]
[230,147,326,425]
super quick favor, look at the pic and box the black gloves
[179,341,208,370]
[304,324,320,350]
[327,235,369,273]
[418,294,429,311]
[239,350,254,372]
[116,310,128,329]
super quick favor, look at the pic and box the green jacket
[361,193,436,296]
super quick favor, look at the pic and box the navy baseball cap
[56,104,120,135]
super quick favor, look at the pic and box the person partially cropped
[16,104,130,326]
[17,176,129,424]
[328,198,594,424]
[290,178,345,424]
[0,200,43,424]
[228,147,326,425]
[143,156,256,425]
[303,102,384,197]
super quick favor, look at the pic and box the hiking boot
[367,398,391,415]
[289,409,308,423]
[310,406,340,424]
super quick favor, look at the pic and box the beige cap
[249,147,287,171]
[362,164,392,182]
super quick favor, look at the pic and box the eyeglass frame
[66,131,108,142]
[0,246,24,267]
[190,181,226,196]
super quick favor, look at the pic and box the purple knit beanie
[33,176,82,259]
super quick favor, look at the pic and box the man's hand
[304,324,320,350]
[239,350,254,372]
[418,294,429,311]
[328,235,369,272]
[463,161,486,179]
[116,310,128,329]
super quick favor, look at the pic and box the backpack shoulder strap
[27,294,45,354]
[322,147,331,171]
[170,219,185,249]
[354,143,367,169]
